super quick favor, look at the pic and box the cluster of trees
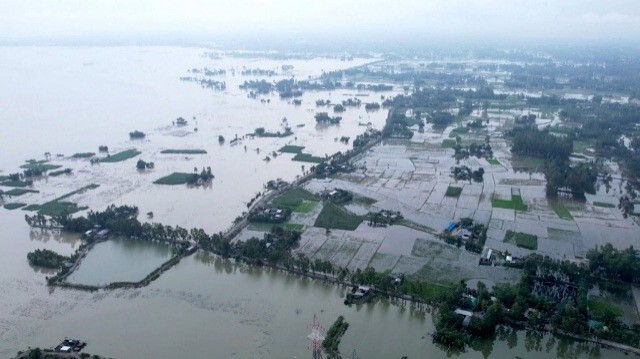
[429,112,455,129]
[381,112,415,138]
[26,249,69,269]
[314,112,342,124]
[186,167,214,185]
[364,102,380,110]
[435,247,640,350]
[129,130,146,139]
[453,143,493,160]
[451,166,484,182]
[440,218,488,253]
[366,210,402,227]
[180,76,226,90]
[136,159,154,170]
[510,127,572,161]
[586,244,640,283]
[44,205,308,272]
[509,126,599,199]
[239,79,273,94]
[341,98,361,107]
[544,162,597,200]
[323,316,349,354]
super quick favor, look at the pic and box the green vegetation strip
[20,161,62,171]
[36,184,100,216]
[552,203,573,220]
[588,297,622,318]
[100,149,141,163]
[292,153,325,163]
[487,158,500,165]
[314,202,362,230]
[0,180,33,188]
[593,201,616,208]
[154,172,193,185]
[445,186,462,198]
[278,145,305,154]
[48,168,72,176]
[160,149,207,154]
[4,203,26,210]
[3,188,39,196]
[504,230,538,250]
[72,152,95,158]
[323,316,349,353]
[22,204,41,211]
[492,194,528,211]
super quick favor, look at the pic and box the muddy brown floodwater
[0,47,629,358]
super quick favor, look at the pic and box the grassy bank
[279,145,305,154]
[292,153,325,163]
[154,172,193,185]
[160,149,207,154]
[101,149,141,163]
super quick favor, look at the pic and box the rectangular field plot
[369,253,401,272]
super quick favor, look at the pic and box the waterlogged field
[0,46,639,358]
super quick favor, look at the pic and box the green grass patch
[441,139,456,148]
[0,175,10,181]
[48,168,72,176]
[38,201,87,217]
[72,152,95,158]
[160,149,207,155]
[588,297,623,318]
[492,194,528,211]
[445,186,462,198]
[279,145,305,154]
[3,188,39,196]
[0,180,33,188]
[22,204,41,211]
[153,172,193,185]
[4,202,26,210]
[272,188,317,210]
[100,149,141,163]
[487,158,500,165]
[552,203,573,220]
[35,184,99,216]
[294,200,318,213]
[314,202,362,230]
[423,283,450,300]
[593,201,616,208]
[292,153,325,163]
[504,230,538,250]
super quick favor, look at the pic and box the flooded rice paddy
[0,46,636,358]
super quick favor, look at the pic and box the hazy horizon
[1,0,640,48]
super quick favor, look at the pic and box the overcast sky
[1,0,639,45]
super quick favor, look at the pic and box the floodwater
[0,47,630,358]
[66,237,172,286]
